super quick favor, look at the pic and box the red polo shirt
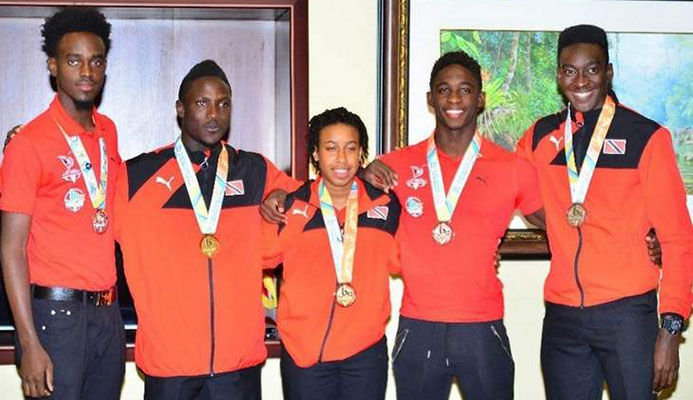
[380,137,542,322]
[0,96,121,291]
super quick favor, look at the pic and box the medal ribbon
[563,96,616,204]
[427,131,482,222]
[319,180,358,284]
[174,137,229,234]
[55,119,108,211]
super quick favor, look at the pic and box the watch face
[662,315,684,335]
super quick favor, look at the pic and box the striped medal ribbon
[563,96,616,227]
[56,118,109,234]
[319,179,358,307]
[174,137,229,258]
[427,131,482,245]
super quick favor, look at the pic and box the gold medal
[432,221,453,245]
[566,203,587,227]
[92,209,109,234]
[335,283,356,307]
[200,234,220,258]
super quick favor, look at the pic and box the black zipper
[317,282,338,363]
[574,227,585,308]
[208,258,216,376]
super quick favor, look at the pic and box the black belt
[31,285,117,307]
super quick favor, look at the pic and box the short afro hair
[178,60,231,102]
[42,7,111,58]
[429,51,483,91]
[307,107,369,173]
[558,24,609,63]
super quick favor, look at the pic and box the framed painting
[381,0,693,257]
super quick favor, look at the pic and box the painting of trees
[441,30,693,193]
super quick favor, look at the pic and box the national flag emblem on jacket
[225,179,245,196]
[603,139,626,155]
[367,205,389,220]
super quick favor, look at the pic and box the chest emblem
[405,196,423,218]
[225,180,245,196]
[63,188,85,213]
[406,165,427,190]
[292,205,309,218]
[57,155,82,183]
[155,175,175,191]
[549,135,564,151]
[603,139,626,155]
[367,205,389,220]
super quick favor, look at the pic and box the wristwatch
[660,313,684,336]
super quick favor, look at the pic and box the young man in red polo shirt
[0,7,124,400]
[114,60,299,399]
[517,25,693,399]
[378,51,545,400]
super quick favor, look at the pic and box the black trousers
[144,365,262,400]
[280,336,388,400]
[392,316,514,400]
[15,298,126,400]
[541,290,659,400]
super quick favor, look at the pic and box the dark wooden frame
[0,0,307,365]
[379,0,549,258]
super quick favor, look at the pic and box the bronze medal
[432,221,453,245]
[335,283,356,307]
[200,234,220,258]
[566,203,587,227]
[92,209,109,234]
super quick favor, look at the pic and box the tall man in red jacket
[1,7,124,399]
[517,24,693,399]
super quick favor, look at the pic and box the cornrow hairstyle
[429,51,483,91]
[557,24,610,64]
[178,59,231,102]
[307,107,369,173]
[42,7,111,57]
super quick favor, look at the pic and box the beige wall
[2,1,692,399]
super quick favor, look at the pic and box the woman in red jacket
[265,107,400,400]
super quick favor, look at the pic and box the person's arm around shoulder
[1,212,53,398]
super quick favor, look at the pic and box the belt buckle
[95,289,115,307]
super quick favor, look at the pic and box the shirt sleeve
[261,220,283,269]
[639,127,693,318]
[514,157,543,216]
[515,124,537,163]
[263,157,302,195]
[0,134,42,215]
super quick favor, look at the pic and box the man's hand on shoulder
[261,189,288,224]
[362,159,398,193]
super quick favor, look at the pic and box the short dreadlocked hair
[42,7,111,58]
[429,51,482,91]
[558,24,609,64]
[307,107,369,173]
[178,60,231,102]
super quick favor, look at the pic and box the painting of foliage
[441,30,693,193]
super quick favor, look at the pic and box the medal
[200,234,220,258]
[566,203,587,227]
[427,131,481,244]
[55,117,109,233]
[320,180,359,305]
[335,283,356,307]
[174,137,229,258]
[432,221,453,245]
[563,97,616,228]
[92,209,109,234]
